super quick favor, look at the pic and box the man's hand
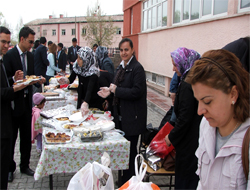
[70,62,74,65]
[13,83,28,92]
[38,76,46,84]
[165,134,172,147]
[14,70,23,81]
[97,87,111,98]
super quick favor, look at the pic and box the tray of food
[43,129,73,144]
[78,130,103,142]
[62,123,80,131]
[14,75,41,85]
[40,92,60,96]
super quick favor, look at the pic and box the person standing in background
[46,43,61,85]
[92,44,98,53]
[47,41,53,54]
[57,43,67,73]
[0,26,27,190]
[34,37,49,78]
[31,40,40,56]
[4,26,46,182]
[68,38,80,73]
[95,46,114,75]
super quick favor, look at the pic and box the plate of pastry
[43,129,73,144]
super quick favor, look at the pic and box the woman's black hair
[119,38,133,49]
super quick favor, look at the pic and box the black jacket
[3,46,35,117]
[0,60,15,139]
[114,56,147,136]
[67,45,81,70]
[68,71,103,110]
[34,44,49,77]
[58,50,67,72]
[168,73,202,180]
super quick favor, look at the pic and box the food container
[78,130,103,142]
[43,129,73,144]
[147,155,162,171]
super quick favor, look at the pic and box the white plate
[43,128,73,144]
[69,112,88,123]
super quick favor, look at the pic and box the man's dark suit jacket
[3,46,34,117]
[1,60,15,139]
[67,45,80,70]
[58,50,67,72]
[34,44,49,77]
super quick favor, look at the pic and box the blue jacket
[46,53,61,76]
[169,72,180,93]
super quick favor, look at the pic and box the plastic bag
[67,152,114,190]
[119,154,160,190]
[146,122,174,159]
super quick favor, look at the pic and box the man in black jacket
[0,26,27,190]
[67,38,80,72]
[4,27,46,182]
[34,37,49,77]
[57,43,67,73]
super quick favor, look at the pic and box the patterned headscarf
[95,46,109,63]
[171,47,200,79]
[73,47,99,77]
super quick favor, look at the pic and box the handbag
[242,126,250,180]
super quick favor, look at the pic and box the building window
[82,28,86,35]
[52,30,56,36]
[62,29,66,35]
[239,0,250,12]
[72,28,75,36]
[92,29,97,35]
[37,27,40,33]
[43,30,47,36]
[116,28,121,35]
[173,0,228,24]
[142,0,168,31]
[146,71,165,86]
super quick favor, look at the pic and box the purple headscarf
[171,47,200,79]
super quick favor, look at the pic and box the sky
[1,0,123,30]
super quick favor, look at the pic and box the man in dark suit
[3,27,46,182]
[0,26,27,190]
[57,43,67,73]
[34,37,49,77]
[67,38,80,72]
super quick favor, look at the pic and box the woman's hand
[80,102,89,117]
[97,87,111,98]
[58,77,69,85]
[165,134,172,147]
[109,83,117,94]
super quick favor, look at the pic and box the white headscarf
[73,46,99,77]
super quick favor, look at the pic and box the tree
[15,17,24,40]
[82,1,118,47]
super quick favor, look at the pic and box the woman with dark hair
[164,47,202,189]
[32,40,40,55]
[58,47,103,112]
[186,49,250,189]
[98,38,147,184]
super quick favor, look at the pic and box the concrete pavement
[8,88,174,190]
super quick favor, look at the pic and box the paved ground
[8,89,174,190]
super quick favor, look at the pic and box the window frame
[238,0,250,13]
[116,28,121,35]
[61,29,66,36]
[142,0,168,32]
[43,29,47,36]
[72,28,76,36]
[172,0,229,25]
[82,28,87,35]
[52,29,56,36]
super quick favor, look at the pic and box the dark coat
[67,45,81,70]
[58,50,67,72]
[114,56,147,136]
[34,44,49,77]
[68,71,103,110]
[99,56,114,75]
[3,46,35,117]
[0,61,15,139]
[168,73,202,180]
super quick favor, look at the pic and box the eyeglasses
[0,40,11,45]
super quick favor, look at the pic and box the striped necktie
[21,52,27,78]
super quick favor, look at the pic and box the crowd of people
[0,24,249,190]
